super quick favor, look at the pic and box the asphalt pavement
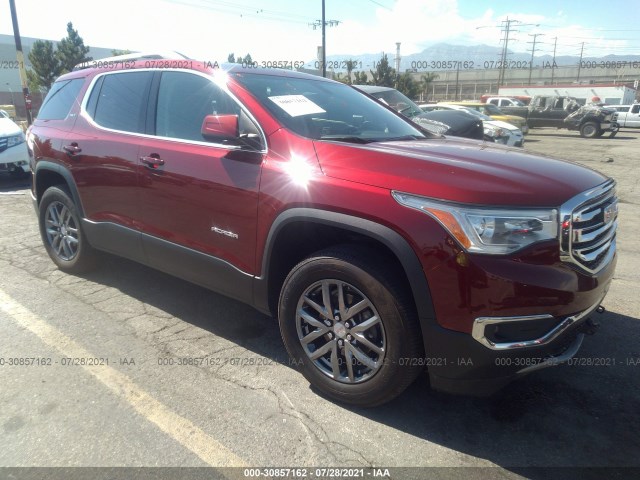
[1,130,639,480]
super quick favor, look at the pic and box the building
[413,64,640,103]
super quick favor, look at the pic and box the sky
[1,0,639,64]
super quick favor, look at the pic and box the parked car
[418,109,485,141]
[610,104,640,128]
[480,94,531,106]
[423,104,524,147]
[0,109,29,177]
[28,54,617,406]
[563,104,620,138]
[353,85,483,140]
[443,101,529,134]
[483,97,529,108]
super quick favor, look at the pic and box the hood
[484,119,520,131]
[0,118,22,136]
[565,105,616,122]
[313,137,608,207]
[497,114,526,125]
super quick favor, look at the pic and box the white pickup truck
[611,104,640,128]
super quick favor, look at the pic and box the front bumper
[420,233,616,396]
[424,299,605,396]
[0,143,29,173]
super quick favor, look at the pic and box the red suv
[28,54,618,407]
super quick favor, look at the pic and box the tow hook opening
[580,317,601,336]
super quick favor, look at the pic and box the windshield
[459,108,492,121]
[483,104,503,115]
[233,73,429,142]
[367,89,424,118]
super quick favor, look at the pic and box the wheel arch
[34,161,85,217]
[254,208,437,332]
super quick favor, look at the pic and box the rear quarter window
[88,71,153,133]
[37,78,85,120]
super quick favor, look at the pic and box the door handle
[140,155,165,169]
[63,143,82,155]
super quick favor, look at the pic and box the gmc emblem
[603,204,616,224]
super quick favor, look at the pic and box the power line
[365,0,393,10]
[165,0,314,24]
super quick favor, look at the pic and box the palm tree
[344,59,358,85]
[420,73,438,102]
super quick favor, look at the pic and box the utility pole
[497,18,539,87]
[527,33,544,84]
[454,62,460,101]
[551,36,558,84]
[477,19,539,89]
[309,0,340,78]
[394,42,401,88]
[576,42,585,82]
[497,17,514,87]
[321,0,326,77]
[9,0,32,124]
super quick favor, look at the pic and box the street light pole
[309,1,339,78]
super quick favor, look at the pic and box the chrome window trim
[472,298,603,350]
[79,68,268,154]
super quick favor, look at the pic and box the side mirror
[201,114,239,141]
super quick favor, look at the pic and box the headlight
[485,127,507,138]
[7,134,25,148]
[392,192,558,254]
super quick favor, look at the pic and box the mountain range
[308,42,640,73]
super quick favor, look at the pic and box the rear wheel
[38,186,98,273]
[580,122,599,138]
[278,246,424,407]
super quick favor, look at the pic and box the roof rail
[73,51,190,70]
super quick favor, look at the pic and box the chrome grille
[560,180,617,273]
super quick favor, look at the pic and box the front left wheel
[580,122,599,138]
[38,186,98,273]
[278,246,424,407]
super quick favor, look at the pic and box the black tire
[38,186,98,273]
[595,129,605,137]
[580,122,599,138]
[609,131,618,138]
[278,246,424,407]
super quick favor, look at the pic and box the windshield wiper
[380,135,428,142]
[319,136,374,144]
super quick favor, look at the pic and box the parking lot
[1,128,639,479]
